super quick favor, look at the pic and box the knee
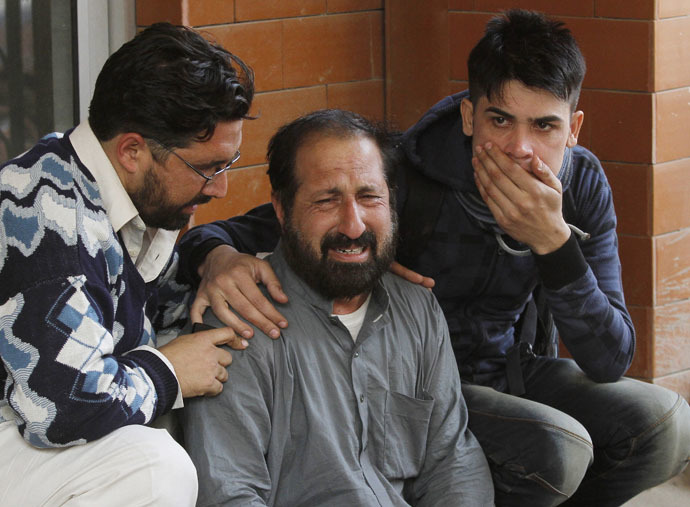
[136,427,199,504]
[523,419,594,498]
[114,425,198,505]
[636,392,690,477]
[488,415,593,502]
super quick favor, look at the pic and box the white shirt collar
[68,122,179,282]
[69,122,139,232]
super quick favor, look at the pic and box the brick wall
[136,0,385,224]
[137,0,690,398]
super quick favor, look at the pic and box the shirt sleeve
[177,203,282,285]
[533,151,635,382]
[182,317,274,506]
[405,293,494,506]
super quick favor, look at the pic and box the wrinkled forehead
[294,134,385,185]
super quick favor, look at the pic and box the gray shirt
[183,243,493,506]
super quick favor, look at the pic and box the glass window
[0,0,134,161]
[0,0,75,160]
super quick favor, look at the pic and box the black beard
[129,167,211,230]
[281,216,397,301]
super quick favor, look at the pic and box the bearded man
[182,109,494,507]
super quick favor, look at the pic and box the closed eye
[360,194,383,202]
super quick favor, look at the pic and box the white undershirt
[334,294,372,342]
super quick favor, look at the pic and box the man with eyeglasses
[0,23,252,505]
[145,138,242,229]
[151,137,242,185]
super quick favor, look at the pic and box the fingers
[472,143,562,223]
[205,348,232,397]
[223,331,250,351]
[205,379,224,397]
[255,263,289,305]
[199,326,248,349]
[390,261,436,289]
[160,332,235,398]
[189,291,212,324]
[530,156,562,192]
[473,149,509,224]
[211,286,283,339]
[217,347,233,367]
[474,170,505,217]
[473,143,524,209]
[216,364,229,383]
[472,143,570,252]
[232,280,287,339]
[207,290,256,340]
[197,250,288,339]
[474,143,560,195]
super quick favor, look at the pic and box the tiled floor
[622,464,690,506]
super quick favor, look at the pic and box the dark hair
[468,9,586,111]
[267,109,398,216]
[88,22,254,147]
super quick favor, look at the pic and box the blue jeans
[463,357,690,506]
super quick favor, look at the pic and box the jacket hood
[401,90,476,192]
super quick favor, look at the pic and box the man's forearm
[177,203,281,285]
[2,285,177,447]
[538,229,635,381]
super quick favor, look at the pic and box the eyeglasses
[148,138,241,185]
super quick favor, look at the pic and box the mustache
[320,230,377,254]
[181,194,212,209]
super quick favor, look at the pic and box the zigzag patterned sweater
[0,133,187,447]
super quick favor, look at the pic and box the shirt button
[354,351,359,358]
[360,394,365,403]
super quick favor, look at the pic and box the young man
[0,23,253,505]
[183,109,493,506]
[178,10,690,506]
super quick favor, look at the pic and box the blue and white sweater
[0,132,189,448]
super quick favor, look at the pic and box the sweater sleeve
[533,149,635,382]
[0,148,178,448]
[1,274,178,447]
[177,203,281,285]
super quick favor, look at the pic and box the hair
[88,22,254,148]
[467,9,586,111]
[266,109,398,216]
